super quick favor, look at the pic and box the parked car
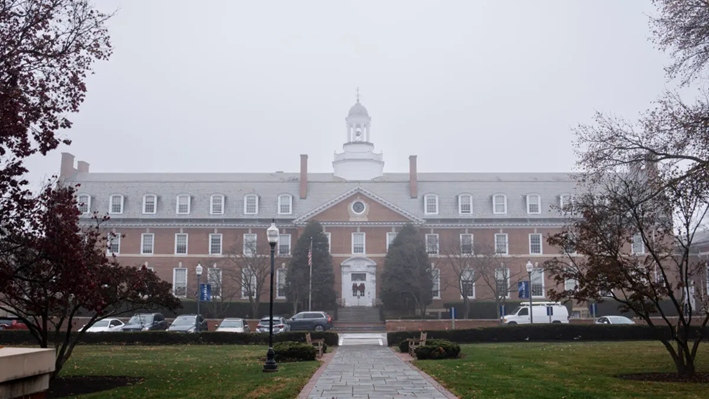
[287,311,333,331]
[595,315,635,325]
[80,318,125,332]
[0,318,28,330]
[122,313,168,331]
[502,302,570,324]
[256,316,290,334]
[168,314,207,332]
[216,318,250,333]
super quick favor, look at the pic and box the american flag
[308,239,313,267]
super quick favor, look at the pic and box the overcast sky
[25,0,677,186]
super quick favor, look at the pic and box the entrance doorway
[341,257,377,307]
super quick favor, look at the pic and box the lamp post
[196,263,203,332]
[263,220,279,373]
[526,260,534,324]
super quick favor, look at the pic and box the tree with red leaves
[0,0,112,225]
[0,183,181,378]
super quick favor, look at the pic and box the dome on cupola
[348,100,369,117]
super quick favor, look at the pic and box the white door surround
[341,256,377,307]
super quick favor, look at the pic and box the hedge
[387,324,709,346]
[0,330,339,347]
[273,342,317,362]
[414,339,460,360]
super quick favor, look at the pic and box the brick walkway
[298,344,457,399]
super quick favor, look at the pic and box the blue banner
[199,283,211,301]
[518,281,529,299]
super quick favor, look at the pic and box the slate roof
[66,171,581,224]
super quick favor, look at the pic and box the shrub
[387,324,709,346]
[0,330,339,347]
[273,341,316,362]
[414,339,460,360]
[398,339,410,353]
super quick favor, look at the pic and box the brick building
[60,98,582,313]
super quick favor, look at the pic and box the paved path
[337,333,387,346]
[299,338,457,399]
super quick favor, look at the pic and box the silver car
[216,318,250,333]
[256,316,290,334]
[595,315,635,324]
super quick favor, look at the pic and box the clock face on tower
[354,130,362,141]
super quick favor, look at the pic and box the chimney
[60,152,76,179]
[77,161,90,173]
[409,155,418,198]
[300,154,308,199]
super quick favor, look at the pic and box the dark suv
[122,313,168,331]
[287,311,333,331]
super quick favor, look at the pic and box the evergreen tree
[285,221,336,313]
[380,223,432,316]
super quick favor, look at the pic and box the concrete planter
[0,347,55,399]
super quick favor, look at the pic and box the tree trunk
[462,297,470,319]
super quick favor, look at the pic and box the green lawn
[413,341,709,399]
[58,345,320,398]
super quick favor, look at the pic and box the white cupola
[333,91,385,181]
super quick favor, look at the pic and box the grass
[58,345,320,398]
[412,341,709,399]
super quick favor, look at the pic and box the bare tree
[193,260,238,319]
[545,166,709,377]
[223,235,277,318]
[438,236,481,319]
[474,245,525,319]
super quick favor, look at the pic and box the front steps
[334,306,385,332]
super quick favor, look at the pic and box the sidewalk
[297,344,457,399]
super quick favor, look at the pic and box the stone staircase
[334,307,385,332]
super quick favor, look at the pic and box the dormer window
[492,194,507,214]
[527,194,541,214]
[424,194,438,215]
[458,194,473,214]
[244,194,259,215]
[278,194,292,215]
[143,194,157,214]
[109,194,124,214]
[559,194,572,212]
[210,194,224,215]
[176,194,191,214]
[77,194,91,214]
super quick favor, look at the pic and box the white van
[502,302,569,324]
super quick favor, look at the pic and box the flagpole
[308,237,313,311]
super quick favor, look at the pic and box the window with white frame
[77,194,91,214]
[424,194,439,215]
[563,232,577,255]
[244,194,259,214]
[461,269,475,298]
[425,234,439,255]
[109,194,124,214]
[631,233,645,254]
[460,234,473,255]
[210,194,224,215]
[495,233,508,255]
[173,268,187,297]
[143,194,157,214]
[141,233,154,255]
[386,232,398,250]
[529,233,542,254]
[107,232,120,254]
[243,234,257,256]
[208,267,222,297]
[531,268,544,297]
[276,269,287,298]
[352,232,365,254]
[324,232,331,252]
[493,194,507,214]
[565,278,578,291]
[175,233,188,254]
[559,194,571,212]
[278,194,292,214]
[458,194,473,214]
[495,268,510,298]
[431,269,441,299]
[241,268,257,297]
[177,195,191,214]
[527,194,541,214]
[278,234,291,256]
[209,234,222,255]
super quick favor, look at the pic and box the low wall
[0,348,55,399]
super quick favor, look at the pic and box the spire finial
[356,87,360,103]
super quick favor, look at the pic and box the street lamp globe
[525,260,534,273]
[196,263,203,276]
[267,222,279,245]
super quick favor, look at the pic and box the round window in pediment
[352,201,366,214]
